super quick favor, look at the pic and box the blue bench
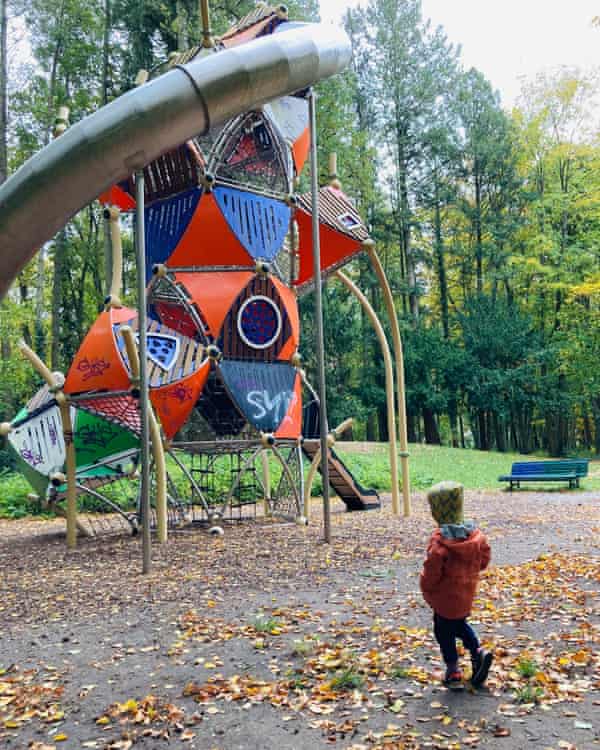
[499,459,589,491]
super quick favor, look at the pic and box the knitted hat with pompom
[427,481,464,526]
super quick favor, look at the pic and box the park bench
[499,459,589,491]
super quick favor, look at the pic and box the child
[419,481,493,689]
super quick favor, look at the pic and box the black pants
[433,612,480,667]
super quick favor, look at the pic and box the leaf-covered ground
[0,489,598,749]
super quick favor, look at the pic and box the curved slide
[0,23,351,298]
[302,440,381,511]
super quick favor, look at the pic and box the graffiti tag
[77,357,110,381]
[20,447,44,467]
[78,423,122,449]
[246,390,295,424]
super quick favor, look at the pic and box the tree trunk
[103,0,111,105]
[592,397,600,455]
[474,171,483,294]
[366,412,378,442]
[396,132,418,320]
[377,404,389,442]
[0,0,7,185]
[51,230,68,370]
[493,412,506,452]
[176,0,187,51]
[448,397,459,447]
[433,180,449,340]
[582,408,592,451]
[407,412,417,443]
[422,407,441,445]
[477,410,488,450]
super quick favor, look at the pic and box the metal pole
[308,89,332,544]
[135,171,152,574]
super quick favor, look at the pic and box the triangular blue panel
[214,186,291,261]
[219,360,296,433]
[143,187,202,280]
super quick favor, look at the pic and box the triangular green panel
[13,453,49,498]
[74,409,138,468]
[14,407,28,423]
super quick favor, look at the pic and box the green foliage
[516,658,539,679]
[0,470,38,518]
[329,665,364,691]
[291,637,320,657]
[251,614,283,634]
[514,685,544,704]
[4,0,600,474]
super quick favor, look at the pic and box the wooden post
[261,449,271,516]
[304,446,321,521]
[134,69,149,86]
[335,270,400,516]
[364,242,411,517]
[200,0,215,48]
[328,152,341,190]
[18,341,78,548]
[303,419,353,521]
[104,205,123,308]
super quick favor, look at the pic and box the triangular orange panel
[166,193,254,268]
[150,360,210,439]
[275,374,302,439]
[65,308,135,395]
[98,185,136,212]
[292,127,310,175]
[271,276,299,361]
[174,271,252,338]
[294,210,362,288]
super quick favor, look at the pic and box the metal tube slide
[0,24,351,298]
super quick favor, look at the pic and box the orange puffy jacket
[419,527,491,620]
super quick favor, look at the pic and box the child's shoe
[471,648,493,687]
[442,668,464,690]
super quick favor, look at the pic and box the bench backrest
[511,460,589,477]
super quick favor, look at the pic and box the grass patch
[251,614,283,635]
[2,440,598,519]
[291,637,320,657]
[514,685,544,704]
[388,665,410,680]
[516,657,538,678]
[335,442,600,492]
[328,666,364,691]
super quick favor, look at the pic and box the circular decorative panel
[237,295,282,349]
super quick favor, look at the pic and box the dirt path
[1,490,599,749]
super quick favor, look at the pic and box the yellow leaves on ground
[0,668,64,733]
[94,694,195,746]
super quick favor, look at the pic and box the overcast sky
[319,0,600,107]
